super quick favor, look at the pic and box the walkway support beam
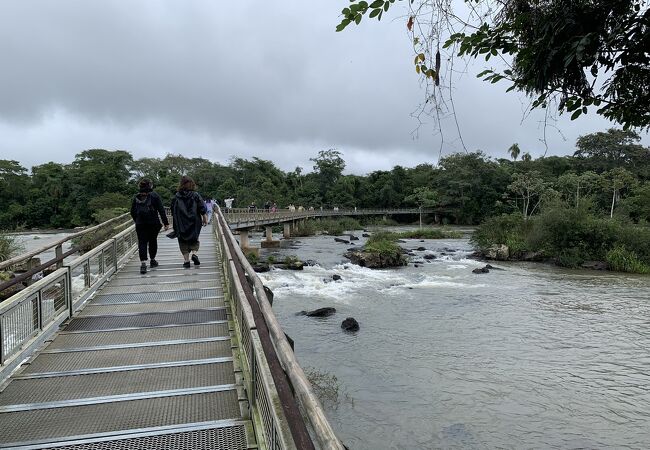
[283,223,291,239]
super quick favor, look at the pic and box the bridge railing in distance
[0,221,138,383]
[223,207,434,228]
[214,207,344,450]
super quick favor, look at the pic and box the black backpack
[134,193,156,220]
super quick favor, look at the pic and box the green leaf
[358,1,369,8]
[355,14,362,24]
[369,0,384,7]
[335,20,351,32]
[571,110,582,120]
[476,69,492,77]
[369,8,381,18]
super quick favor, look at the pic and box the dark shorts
[178,239,200,254]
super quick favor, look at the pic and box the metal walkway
[0,231,254,449]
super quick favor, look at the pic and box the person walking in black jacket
[171,176,207,268]
[130,178,170,274]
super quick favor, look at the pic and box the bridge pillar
[261,226,280,248]
[239,229,250,248]
[283,222,291,238]
[238,229,260,258]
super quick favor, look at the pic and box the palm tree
[508,143,521,161]
[521,152,532,162]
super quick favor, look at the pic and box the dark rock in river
[344,249,407,269]
[341,317,359,332]
[304,259,318,266]
[423,254,436,260]
[332,274,342,281]
[349,235,359,241]
[286,260,304,270]
[303,307,336,317]
[416,247,426,251]
[362,233,371,238]
[284,332,294,351]
[485,244,510,260]
[334,237,350,244]
[472,267,490,274]
[414,264,419,268]
[252,263,270,273]
[582,261,608,271]
[520,251,545,261]
[263,285,274,305]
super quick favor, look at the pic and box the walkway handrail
[214,207,344,450]
[0,212,132,270]
[0,220,138,382]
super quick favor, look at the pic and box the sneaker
[150,259,159,268]
[140,263,147,274]
[191,254,201,266]
[183,261,191,269]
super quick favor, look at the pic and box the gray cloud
[0,0,646,173]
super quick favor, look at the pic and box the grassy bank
[472,207,650,274]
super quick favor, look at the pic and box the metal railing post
[55,244,63,269]
[37,291,43,331]
[66,267,73,318]
[112,239,118,272]
[0,316,4,365]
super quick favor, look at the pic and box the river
[253,227,650,449]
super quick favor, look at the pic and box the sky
[0,1,646,175]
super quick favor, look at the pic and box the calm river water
[254,227,650,449]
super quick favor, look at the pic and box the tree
[574,128,650,175]
[556,171,600,208]
[508,143,521,161]
[405,187,438,227]
[601,167,637,217]
[337,0,650,130]
[310,149,346,198]
[508,171,550,219]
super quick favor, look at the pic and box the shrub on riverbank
[606,246,650,274]
[0,233,22,262]
[472,208,650,273]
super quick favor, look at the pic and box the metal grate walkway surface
[0,230,254,449]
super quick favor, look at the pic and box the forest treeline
[0,128,648,231]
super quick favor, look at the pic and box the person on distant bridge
[224,197,234,211]
[171,176,208,269]
[130,178,169,274]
